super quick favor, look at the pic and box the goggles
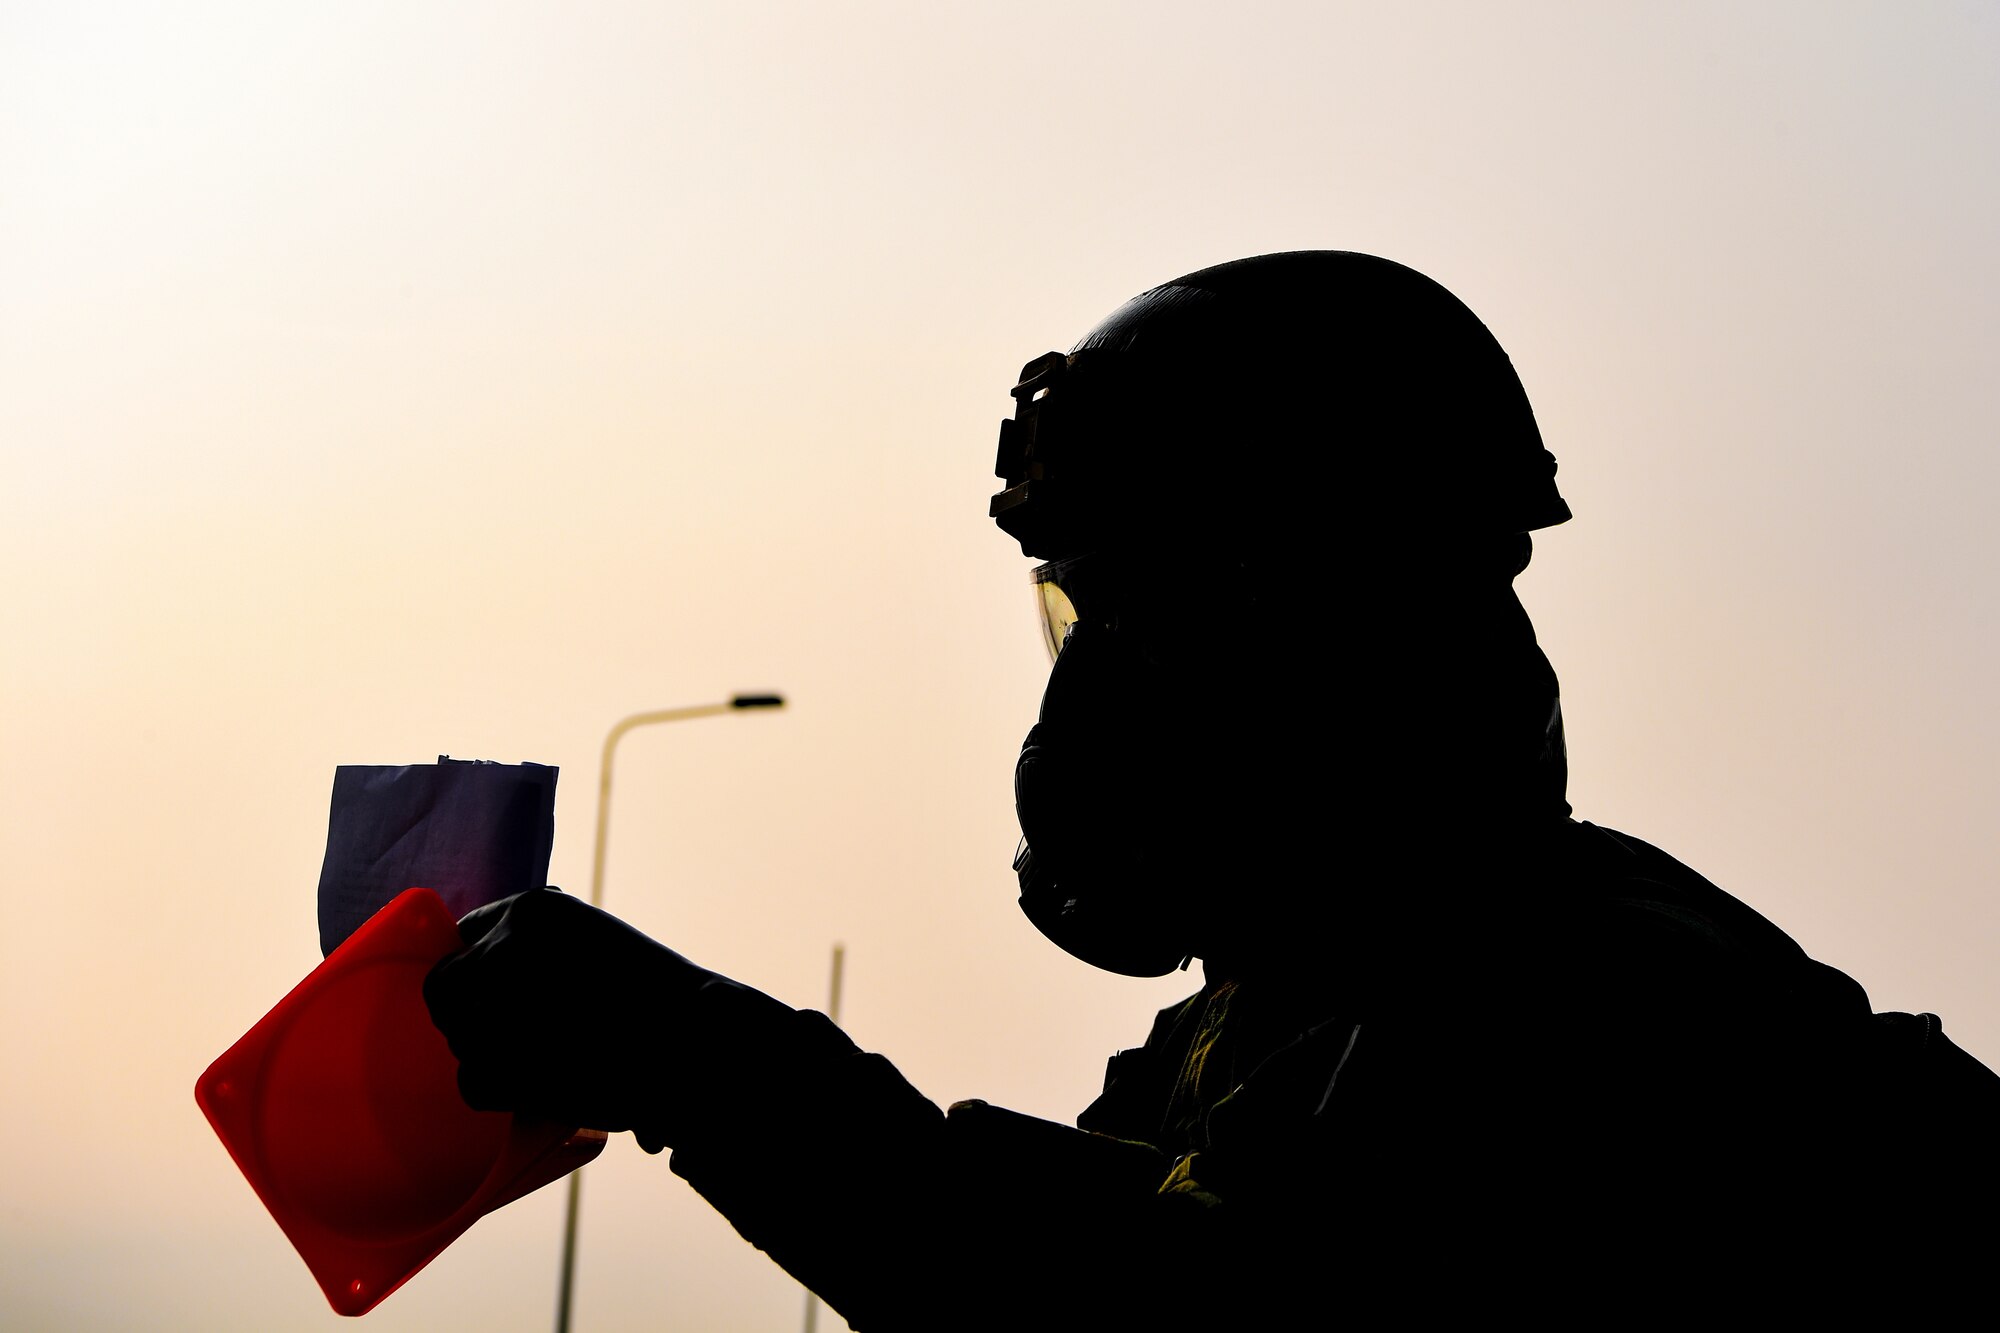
[1030,556,1090,661]
[1030,552,1227,664]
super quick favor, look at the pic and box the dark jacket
[671,820,1998,1327]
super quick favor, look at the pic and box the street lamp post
[800,942,844,1333]
[555,692,787,1333]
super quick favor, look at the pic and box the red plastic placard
[196,887,606,1316]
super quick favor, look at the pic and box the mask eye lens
[1036,578,1080,662]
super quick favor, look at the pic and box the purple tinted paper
[316,758,557,955]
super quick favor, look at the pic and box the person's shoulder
[1558,818,1726,894]
[1546,819,1870,1016]
[1556,820,1794,952]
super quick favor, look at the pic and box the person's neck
[1197,810,1573,1001]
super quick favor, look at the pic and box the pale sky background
[3,2,1996,1329]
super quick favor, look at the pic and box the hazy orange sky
[4,3,1997,1329]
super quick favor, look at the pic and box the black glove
[422,886,819,1153]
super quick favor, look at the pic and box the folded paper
[316,758,556,955]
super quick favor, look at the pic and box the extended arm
[422,889,1243,1330]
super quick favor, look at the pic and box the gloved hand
[422,886,814,1153]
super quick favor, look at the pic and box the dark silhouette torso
[670,819,1999,1328]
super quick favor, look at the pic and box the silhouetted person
[425,253,1999,1326]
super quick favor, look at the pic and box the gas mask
[1012,553,1263,977]
[1009,549,1571,978]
